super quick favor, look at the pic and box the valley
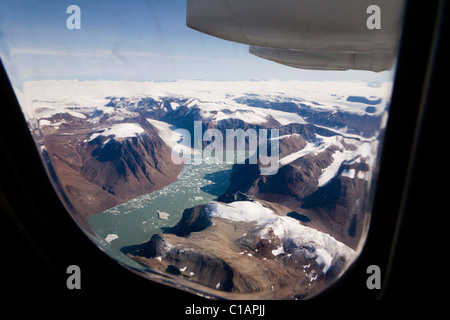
[16,79,391,299]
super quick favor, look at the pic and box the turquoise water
[87,157,233,252]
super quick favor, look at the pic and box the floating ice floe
[105,233,118,243]
[157,210,170,220]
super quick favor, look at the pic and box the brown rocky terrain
[217,124,374,249]
[38,115,183,231]
[119,119,375,298]
[122,199,353,299]
[26,86,382,299]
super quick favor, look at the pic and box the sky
[0,0,395,86]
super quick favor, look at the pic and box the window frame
[0,0,446,304]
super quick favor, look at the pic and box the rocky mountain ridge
[23,80,387,298]
[38,115,183,230]
[122,199,354,299]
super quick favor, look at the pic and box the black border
[0,0,447,310]
[314,0,447,301]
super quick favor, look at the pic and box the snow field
[88,123,145,141]
[206,201,355,274]
[15,79,392,127]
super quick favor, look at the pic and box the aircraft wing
[186,0,405,71]
[249,46,396,72]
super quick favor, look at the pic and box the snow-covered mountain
[16,78,388,243]
[16,79,391,134]
[219,126,377,249]
[15,79,390,298]
[123,197,356,299]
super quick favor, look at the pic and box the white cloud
[9,46,243,63]
[10,46,156,58]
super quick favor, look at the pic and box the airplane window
[0,0,405,299]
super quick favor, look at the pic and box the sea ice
[157,210,170,220]
[105,233,118,243]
